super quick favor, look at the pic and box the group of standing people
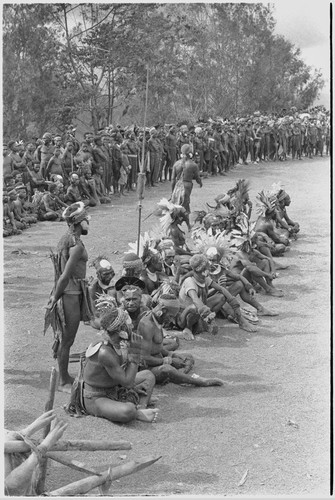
[3,105,328,238]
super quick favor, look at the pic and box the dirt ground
[3,156,331,498]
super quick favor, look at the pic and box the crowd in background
[3,105,330,237]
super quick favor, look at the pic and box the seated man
[138,295,224,387]
[13,190,37,225]
[7,188,28,231]
[229,238,284,297]
[205,246,277,319]
[140,249,168,296]
[3,189,22,236]
[121,281,179,352]
[64,173,83,205]
[79,307,158,423]
[251,232,289,272]
[92,165,112,203]
[254,191,290,256]
[115,276,146,311]
[38,184,67,221]
[77,164,99,207]
[276,189,300,236]
[179,254,257,339]
[158,239,190,281]
[89,256,116,329]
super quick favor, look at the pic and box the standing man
[165,126,177,181]
[179,143,202,215]
[39,133,54,178]
[3,144,14,178]
[45,202,93,393]
[148,127,161,187]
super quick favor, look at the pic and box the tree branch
[69,8,115,41]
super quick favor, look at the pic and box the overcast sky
[272,0,330,103]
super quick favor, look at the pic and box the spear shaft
[137,64,149,256]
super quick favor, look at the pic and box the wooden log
[36,367,58,495]
[45,455,161,496]
[5,439,132,454]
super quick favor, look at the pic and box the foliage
[3,3,326,140]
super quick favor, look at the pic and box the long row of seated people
[63,179,299,424]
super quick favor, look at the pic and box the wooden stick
[46,455,161,496]
[5,439,132,454]
[46,452,101,476]
[35,367,58,495]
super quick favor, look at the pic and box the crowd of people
[42,135,300,424]
[4,104,323,490]
[3,106,329,238]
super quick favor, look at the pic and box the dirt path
[3,157,330,496]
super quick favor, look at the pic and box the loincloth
[83,382,140,405]
[44,278,94,358]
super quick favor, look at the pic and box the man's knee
[139,369,156,389]
[228,281,243,295]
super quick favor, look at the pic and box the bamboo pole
[46,455,161,496]
[5,439,132,454]
[35,367,58,495]
[136,64,149,256]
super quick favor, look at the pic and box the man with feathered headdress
[229,212,284,297]
[271,184,300,238]
[155,198,193,255]
[205,245,278,321]
[178,247,259,335]
[254,190,290,256]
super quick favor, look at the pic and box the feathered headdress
[154,198,187,236]
[268,182,283,198]
[229,213,256,249]
[256,190,277,216]
[193,230,232,262]
[126,232,159,266]
[229,179,251,216]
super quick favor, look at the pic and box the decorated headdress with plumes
[256,190,277,216]
[191,227,231,260]
[126,232,159,266]
[154,198,188,236]
[267,181,290,204]
[229,212,256,249]
[268,182,282,198]
[229,179,251,216]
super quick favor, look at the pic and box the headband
[105,309,129,333]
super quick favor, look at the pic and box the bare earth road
[3,156,331,497]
